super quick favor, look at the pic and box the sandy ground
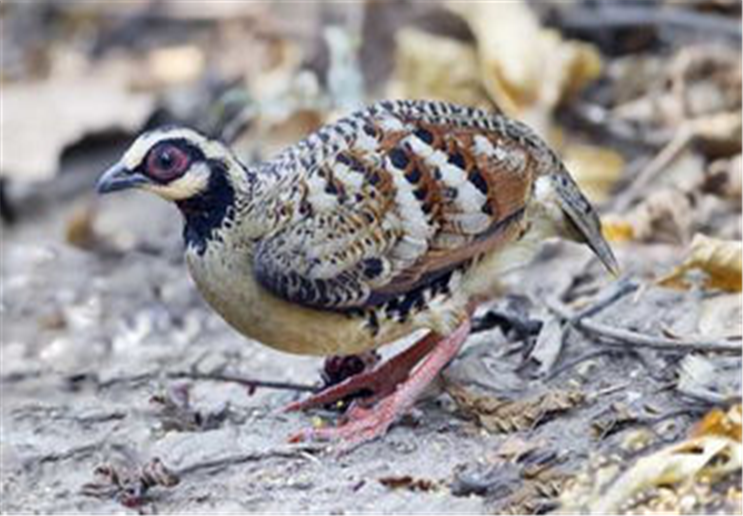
[1,147,739,513]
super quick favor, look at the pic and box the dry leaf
[446,382,584,433]
[447,0,601,130]
[605,189,694,244]
[379,475,437,492]
[451,452,567,513]
[658,234,742,292]
[624,189,694,244]
[526,315,564,376]
[387,28,492,109]
[691,404,742,441]
[590,435,741,513]
[612,44,741,140]
[602,216,636,243]
[562,406,742,512]
[563,144,624,203]
[584,406,743,513]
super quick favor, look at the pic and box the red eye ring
[146,143,190,182]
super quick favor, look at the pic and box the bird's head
[96,127,238,202]
[536,172,620,277]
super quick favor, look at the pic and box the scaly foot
[284,331,440,413]
[288,320,472,451]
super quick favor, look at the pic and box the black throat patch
[176,160,236,255]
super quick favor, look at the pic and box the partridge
[97,100,618,448]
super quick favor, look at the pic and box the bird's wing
[253,101,540,310]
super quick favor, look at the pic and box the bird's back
[248,100,548,311]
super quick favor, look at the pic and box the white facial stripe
[143,162,210,200]
[122,128,207,170]
[121,127,235,172]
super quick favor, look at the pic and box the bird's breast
[184,244,412,356]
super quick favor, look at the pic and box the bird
[97,99,618,449]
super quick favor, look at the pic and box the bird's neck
[177,155,256,255]
[176,155,289,255]
[176,172,235,255]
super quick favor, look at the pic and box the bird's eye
[146,143,190,182]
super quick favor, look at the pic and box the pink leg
[284,331,440,412]
[289,319,472,451]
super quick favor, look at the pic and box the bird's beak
[96,163,149,194]
[577,218,621,277]
[552,175,620,277]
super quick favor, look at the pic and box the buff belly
[185,247,434,356]
[184,215,547,357]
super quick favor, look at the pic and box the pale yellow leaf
[447,0,601,128]
[658,234,742,292]
[601,216,636,243]
[691,404,742,441]
[563,144,624,203]
[591,435,741,513]
[609,188,694,245]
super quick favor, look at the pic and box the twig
[572,278,640,321]
[568,102,672,149]
[679,387,741,406]
[534,279,639,377]
[98,371,318,393]
[545,298,742,355]
[36,442,104,465]
[545,349,622,381]
[174,445,323,477]
[611,126,694,212]
[97,372,158,390]
[554,4,742,41]
[167,371,318,393]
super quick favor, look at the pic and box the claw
[286,320,472,450]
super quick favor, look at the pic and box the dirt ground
[2,1,741,514]
[1,142,739,513]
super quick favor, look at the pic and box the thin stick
[611,126,693,212]
[545,349,621,381]
[546,298,742,355]
[555,5,741,41]
[167,371,319,393]
[572,278,640,321]
[174,445,323,477]
[569,102,672,148]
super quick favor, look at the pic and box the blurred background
[2,0,742,513]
